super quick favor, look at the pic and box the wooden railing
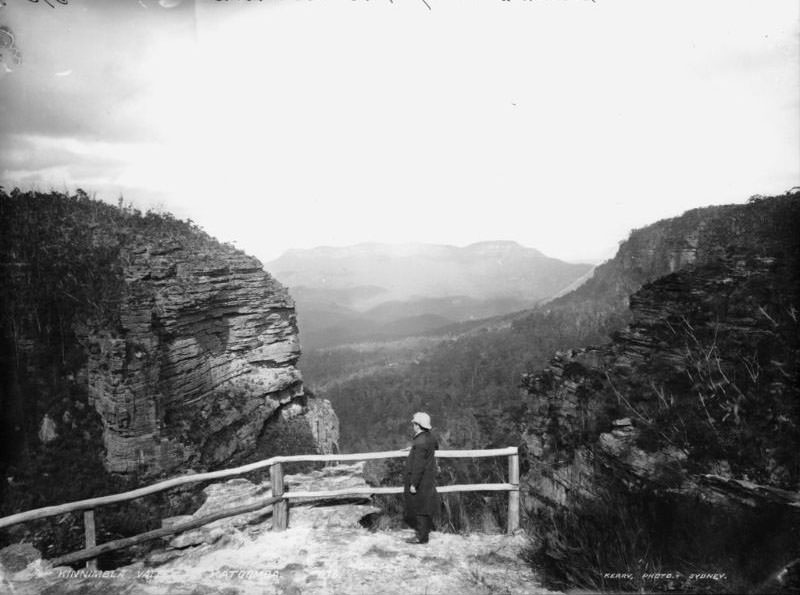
[0,447,520,568]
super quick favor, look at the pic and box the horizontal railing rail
[284,483,516,500]
[0,446,520,568]
[0,448,517,529]
[49,496,283,568]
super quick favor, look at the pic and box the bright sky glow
[0,0,798,264]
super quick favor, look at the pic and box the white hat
[412,412,431,430]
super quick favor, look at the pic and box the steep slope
[518,193,800,591]
[521,193,800,491]
[0,190,337,521]
[85,234,306,474]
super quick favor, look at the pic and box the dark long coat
[403,430,439,518]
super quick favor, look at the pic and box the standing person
[403,411,439,544]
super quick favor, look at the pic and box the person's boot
[415,515,431,544]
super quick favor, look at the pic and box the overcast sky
[1,0,798,264]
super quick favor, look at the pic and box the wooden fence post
[270,463,288,531]
[83,509,97,569]
[507,453,520,534]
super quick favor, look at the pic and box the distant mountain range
[266,241,593,348]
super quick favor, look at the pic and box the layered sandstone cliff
[521,193,800,508]
[84,236,317,474]
[545,193,800,323]
[517,193,799,590]
[0,190,338,489]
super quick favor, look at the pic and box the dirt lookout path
[2,464,559,594]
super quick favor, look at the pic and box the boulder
[0,543,41,573]
[162,463,377,550]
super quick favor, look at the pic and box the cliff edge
[0,190,338,518]
[518,193,800,592]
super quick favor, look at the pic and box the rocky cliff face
[84,235,314,474]
[518,193,800,591]
[544,194,800,324]
[521,194,799,505]
[0,190,338,492]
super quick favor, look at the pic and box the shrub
[523,474,800,593]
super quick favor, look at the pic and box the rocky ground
[1,465,558,595]
[3,516,554,595]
